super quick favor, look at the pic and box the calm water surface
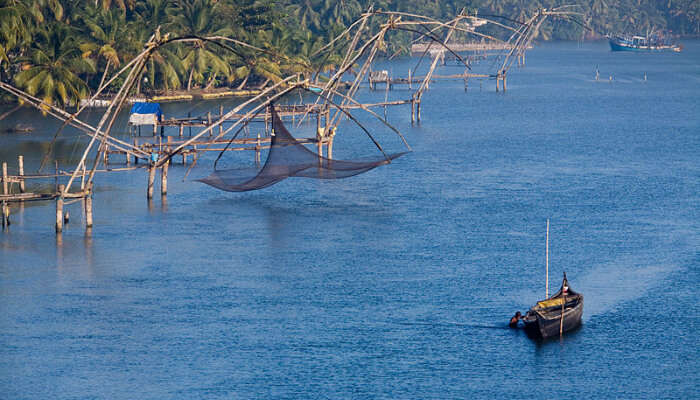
[1,41,699,399]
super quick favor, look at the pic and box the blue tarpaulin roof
[130,102,162,117]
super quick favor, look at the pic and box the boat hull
[523,297,583,339]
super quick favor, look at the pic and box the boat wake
[575,260,678,320]
[390,320,509,330]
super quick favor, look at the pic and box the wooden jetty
[1,156,96,232]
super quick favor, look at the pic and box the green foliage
[0,0,697,106]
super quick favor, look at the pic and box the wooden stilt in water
[2,200,10,228]
[133,138,139,165]
[160,160,169,196]
[179,124,184,137]
[327,128,335,159]
[207,112,212,136]
[1,200,8,228]
[410,98,415,124]
[18,156,25,194]
[85,182,93,228]
[255,133,261,165]
[56,184,65,233]
[2,162,7,196]
[80,162,86,190]
[218,106,224,137]
[147,165,155,199]
[503,72,507,92]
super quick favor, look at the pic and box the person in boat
[509,311,522,328]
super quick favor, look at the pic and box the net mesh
[197,107,406,192]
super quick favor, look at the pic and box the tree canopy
[0,0,697,106]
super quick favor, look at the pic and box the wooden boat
[522,272,583,338]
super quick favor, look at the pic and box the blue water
[1,40,699,398]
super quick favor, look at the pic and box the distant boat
[522,272,583,338]
[608,34,681,52]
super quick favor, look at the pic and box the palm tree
[79,6,133,91]
[166,0,233,90]
[132,0,184,92]
[14,22,95,107]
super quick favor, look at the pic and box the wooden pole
[18,156,25,193]
[160,160,169,196]
[1,200,7,228]
[179,123,184,137]
[255,133,261,165]
[56,184,65,233]
[80,161,86,191]
[147,165,155,199]
[2,162,7,196]
[85,182,93,228]
[133,138,139,165]
[546,218,549,299]
[207,112,212,136]
[410,98,415,124]
[503,72,507,92]
[327,128,334,159]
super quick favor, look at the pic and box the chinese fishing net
[197,107,407,192]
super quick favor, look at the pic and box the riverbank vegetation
[1,0,698,107]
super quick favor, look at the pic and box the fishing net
[197,107,407,192]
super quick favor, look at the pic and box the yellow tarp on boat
[537,297,565,308]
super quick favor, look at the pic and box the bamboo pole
[153,76,299,168]
[255,133,261,165]
[2,162,7,196]
[18,156,25,194]
[414,14,460,108]
[56,184,65,233]
[1,200,7,228]
[147,165,156,200]
[0,83,147,160]
[160,159,169,196]
[546,218,550,299]
[66,45,153,193]
[85,182,93,228]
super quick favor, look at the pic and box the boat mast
[546,218,549,299]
